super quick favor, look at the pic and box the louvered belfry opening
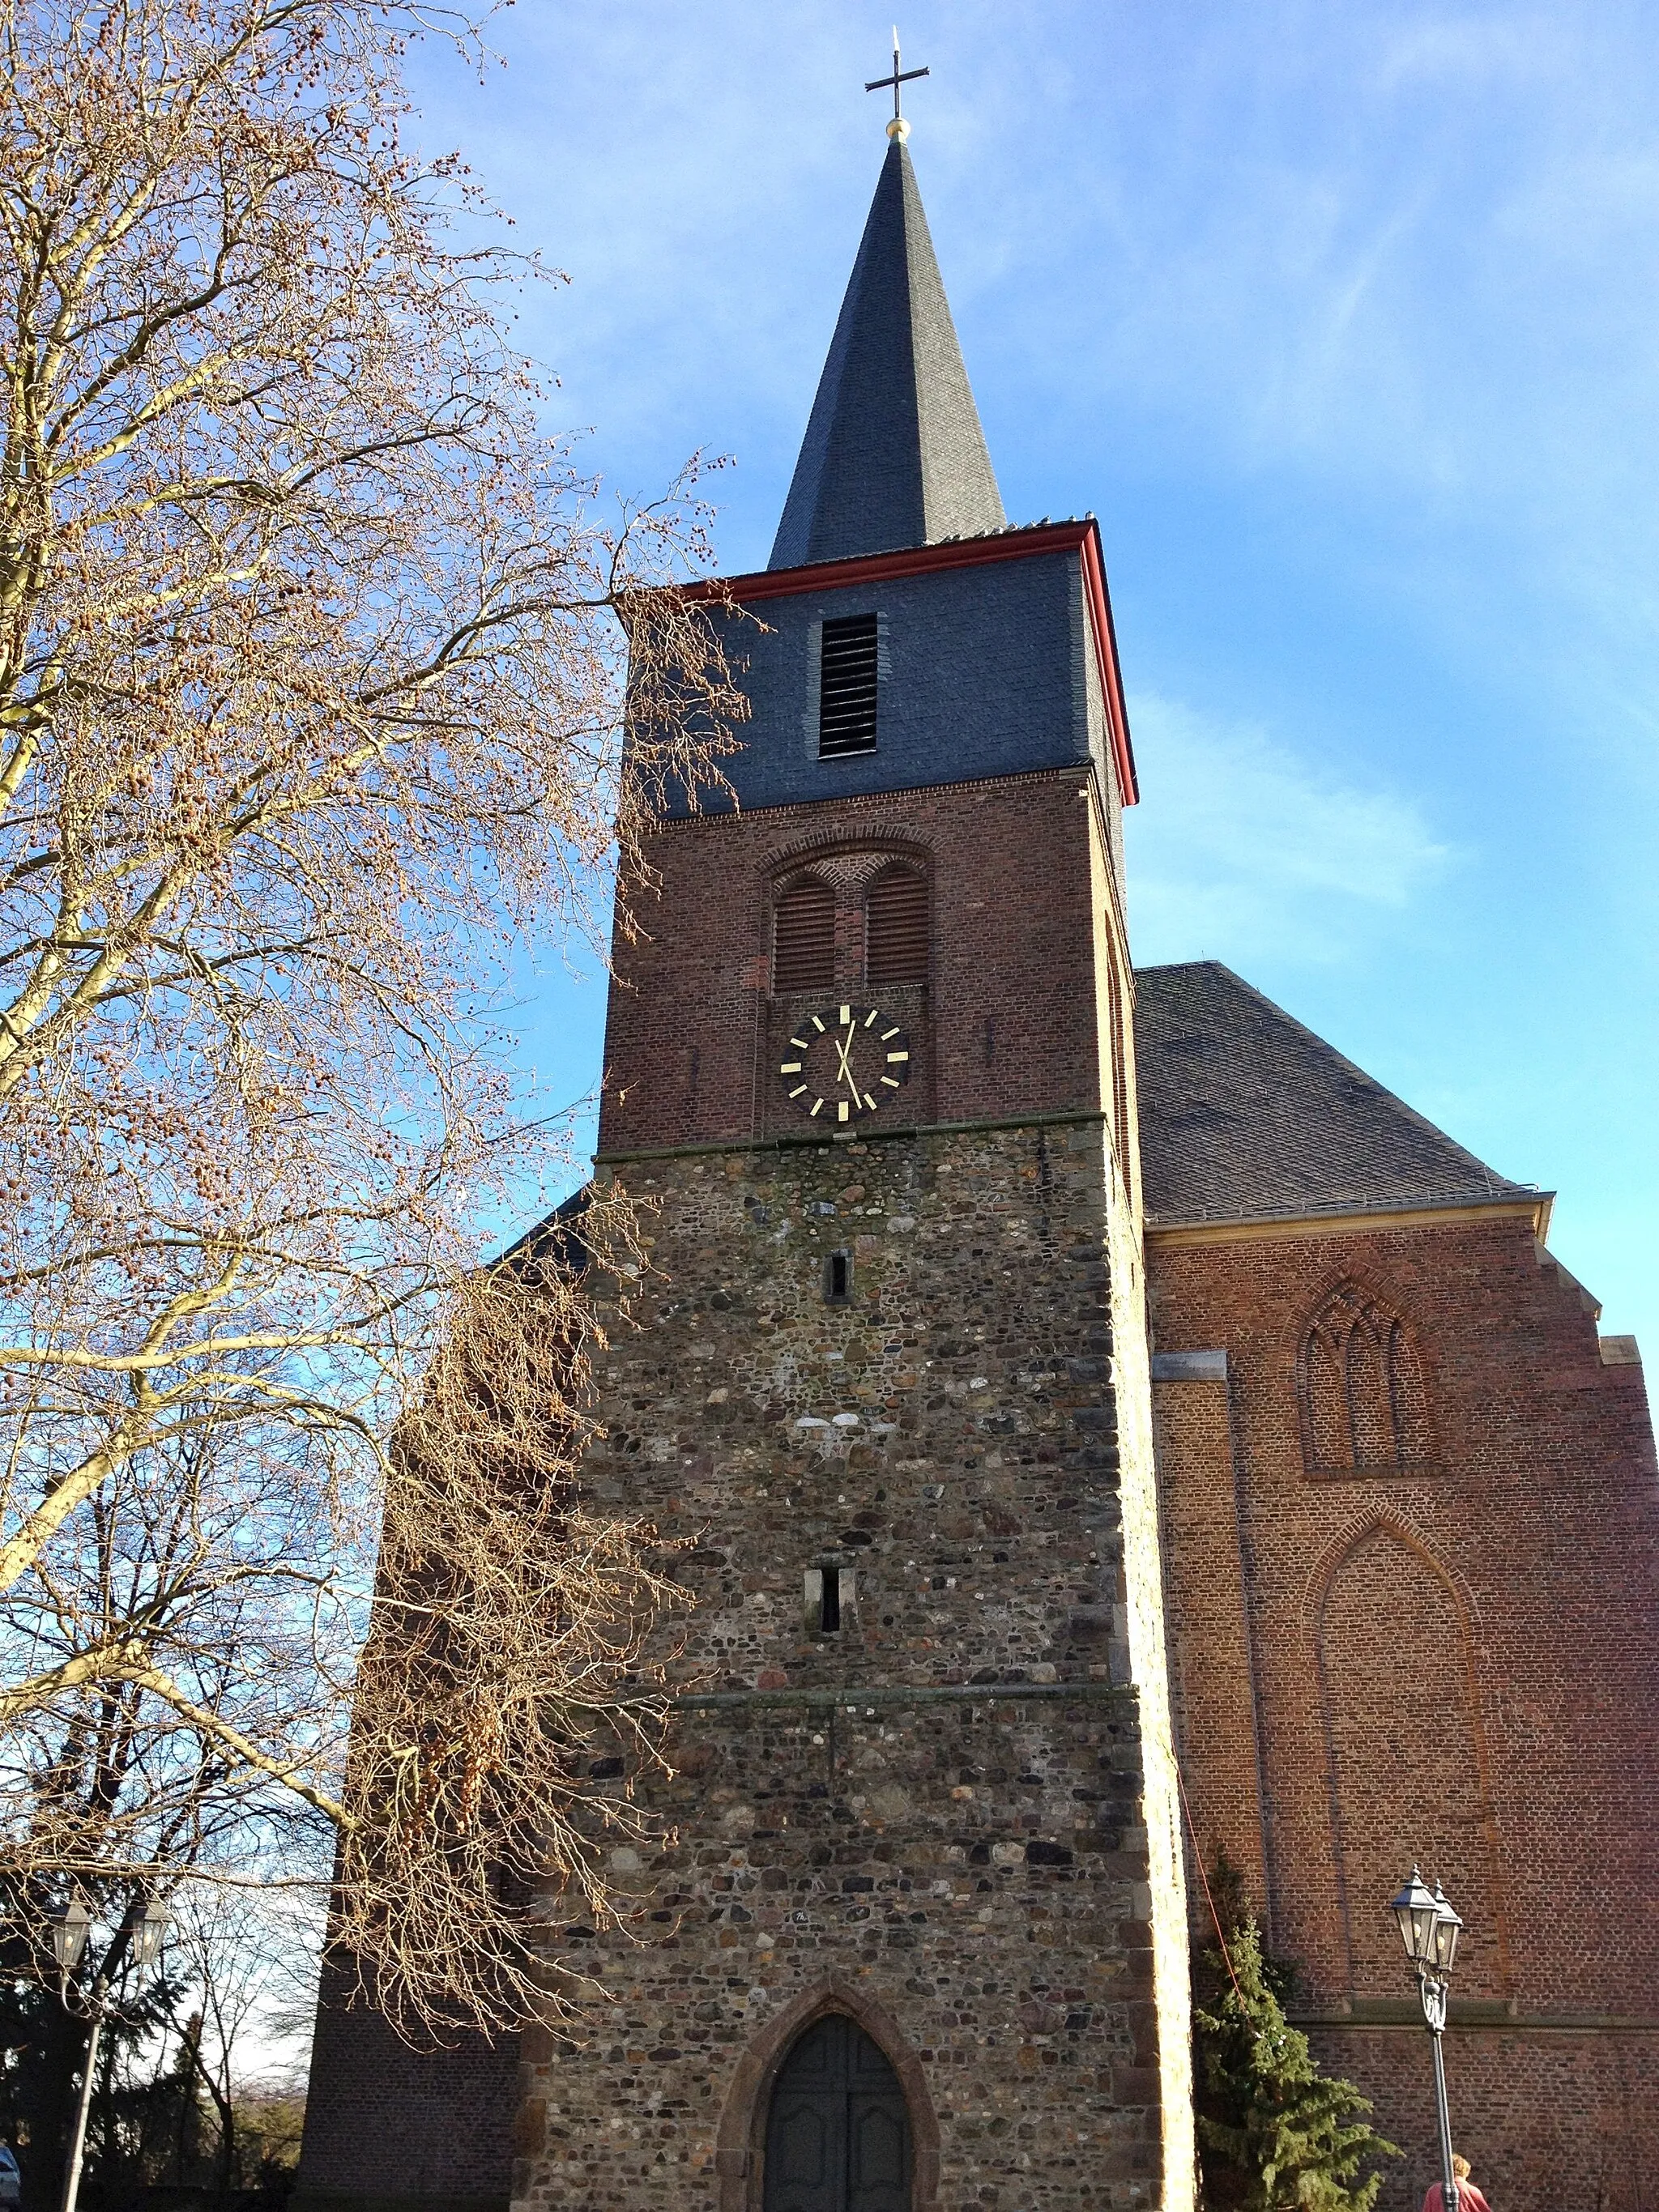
[865,865,929,987]
[774,878,838,994]
[819,613,880,757]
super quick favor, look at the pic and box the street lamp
[50,1898,172,2212]
[1388,1866,1465,2212]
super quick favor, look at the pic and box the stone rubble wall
[507,1119,1193,2212]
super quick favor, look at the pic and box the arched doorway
[763,2013,911,2212]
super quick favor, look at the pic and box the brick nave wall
[1304,2026,1659,2212]
[297,1958,519,2212]
[1148,1208,1659,2211]
[508,1123,1192,2212]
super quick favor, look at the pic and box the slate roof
[769,137,1005,570]
[1133,961,1536,1226]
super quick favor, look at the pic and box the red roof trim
[1075,526,1139,808]
[680,522,1140,807]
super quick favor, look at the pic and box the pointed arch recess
[1296,1276,1431,1477]
[714,1979,940,2212]
[1305,1507,1512,2002]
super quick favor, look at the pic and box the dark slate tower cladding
[769,134,1005,568]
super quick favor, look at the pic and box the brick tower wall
[1147,1207,1659,2211]
[597,767,1116,1159]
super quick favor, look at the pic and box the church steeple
[768,131,1006,569]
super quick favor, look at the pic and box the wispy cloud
[1124,693,1454,968]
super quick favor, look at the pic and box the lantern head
[1388,1865,1440,1968]
[133,1899,170,1972]
[1429,1879,1462,1975]
[52,1899,92,1976]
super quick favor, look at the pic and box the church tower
[293,108,1196,2212]
[505,117,1196,2212]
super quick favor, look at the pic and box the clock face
[778,1003,913,1123]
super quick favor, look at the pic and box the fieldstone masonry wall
[508,1120,1193,2212]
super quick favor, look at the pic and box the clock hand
[834,1024,858,1093]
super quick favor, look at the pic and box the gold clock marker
[780,1060,803,1074]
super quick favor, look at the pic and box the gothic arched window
[774,878,837,994]
[1298,1281,1430,1476]
[864,865,928,987]
[764,2013,911,2212]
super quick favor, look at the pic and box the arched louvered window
[865,866,928,987]
[1299,1282,1430,1475]
[774,879,836,994]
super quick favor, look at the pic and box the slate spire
[769,134,1006,570]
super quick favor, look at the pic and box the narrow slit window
[818,613,880,757]
[825,1248,852,1304]
[774,880,836,993]
[866,865,929,985]
[803,1566,845,1634]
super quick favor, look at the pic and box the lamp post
[1388,1866,1465,2212]
[51,1898,171,2212]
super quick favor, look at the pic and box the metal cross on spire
[865,27,928,137]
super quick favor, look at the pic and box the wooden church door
[763,2014,911,2212]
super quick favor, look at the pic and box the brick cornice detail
[1146,1196,1551,1247]
[653,763,1094,834]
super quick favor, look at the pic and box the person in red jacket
[1422,2154,1492,2212]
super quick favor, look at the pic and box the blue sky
[405,1,1659,1351]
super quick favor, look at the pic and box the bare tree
[0,0,741,2036]
[160,1888,320,2202]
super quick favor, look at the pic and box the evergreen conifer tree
[1193,1911,1399,2212]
